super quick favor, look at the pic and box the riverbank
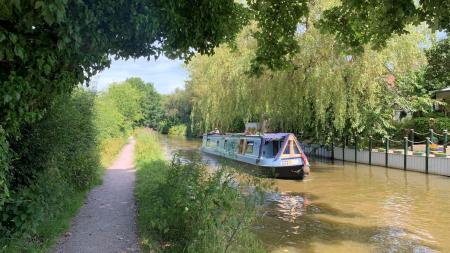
[134,130,265,252]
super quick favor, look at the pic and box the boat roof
[205,132,292,141]
[261,133,290,141]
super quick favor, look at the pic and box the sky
[91,56,189,94]
[91,31,447,95]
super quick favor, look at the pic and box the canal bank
[162,134,450,253]
[303,144,450,177]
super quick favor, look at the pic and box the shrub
[411,117,450,143]
[0,89,101,251]
[157,120,170,134]
[168,124,187,136]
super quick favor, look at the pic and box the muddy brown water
[160,135,450,253]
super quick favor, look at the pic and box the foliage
[247,0,309,73]
[103,83,144,129]
[387,70,437,114]
[413,117,450,137]
[135,130,265,253]
[187,3,431,142]
[0,129,10,209]
[99,137,128,168]
[159,88,193,135]
[127,78,163,128]
[0,0,247,138]
[0,89,100,251]
[319,0,449,52]
[168,124,187,137]
[424,38,450,90]
[1,0,446,140]
[9,89,100,190]
[94,94,126,143]
[1,0,447,208]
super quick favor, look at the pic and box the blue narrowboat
[200,132,310,179]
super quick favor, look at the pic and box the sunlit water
[160,135,450,253]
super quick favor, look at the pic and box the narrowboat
[200,130,310,179]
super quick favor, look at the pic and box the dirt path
[52,139,139,253]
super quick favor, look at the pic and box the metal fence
[303,129,450,176]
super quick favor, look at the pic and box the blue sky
[91,56,189,94]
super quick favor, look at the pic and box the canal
[161,135,450,253]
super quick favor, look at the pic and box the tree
[1,0,448,138]
[187,2,431,141]
[0,0,248,137]
[126,78,163,128]
[104,82,143,129]
[319,0,449,52]
[163,88,192,126]
[424,38,450,90]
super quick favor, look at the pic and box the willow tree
[187,1,431,141]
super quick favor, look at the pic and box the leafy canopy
[1,0,448,137]
[0,0,247,136]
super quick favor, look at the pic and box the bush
[413,117,450,141]
[134,130,265,253]
[168,124,187,136]
[0,89,101,251]
[0,129,11,209]
[157,120,170,134]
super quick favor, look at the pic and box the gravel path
[51,139,139,253]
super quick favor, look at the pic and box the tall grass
[134,130,266,253]
[99,137,128,167]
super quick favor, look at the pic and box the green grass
[134,130,266,253]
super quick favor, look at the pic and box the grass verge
[134,129,266,253]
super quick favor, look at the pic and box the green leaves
[424,38,449,90]
[317,0,448,52]
[135,131,265,252]
[248,0,309,74]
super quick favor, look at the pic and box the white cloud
[92,56,189,94]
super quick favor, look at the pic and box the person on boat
[209,128,220,134]
[298,142,310,175]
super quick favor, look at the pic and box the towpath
[51,139,139,253]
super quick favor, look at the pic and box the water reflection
[160,135,450,253]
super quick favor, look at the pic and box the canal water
[161,135,450,253]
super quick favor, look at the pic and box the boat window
[224,140,228,149]
[284,141,292,154]
[273,141,279,156]
[246,141,254,154]
[293,143,300,154]
[207,139,217,148]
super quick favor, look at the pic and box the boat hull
[201,148,305,179]
[267,166,305,179]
